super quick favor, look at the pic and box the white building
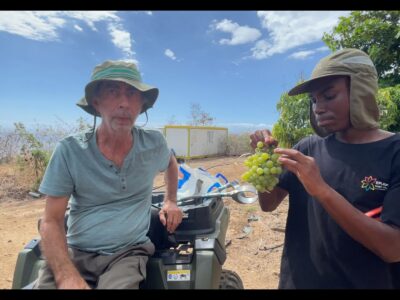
[162,125,228,159]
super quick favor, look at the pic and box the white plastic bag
[177,163,228,199]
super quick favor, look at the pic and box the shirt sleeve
[38,141,74,197]
[381,152,400,228]
[277,168,295,193]
[157,132,172,172]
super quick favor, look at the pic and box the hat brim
[76,97,99,117]
[77,78,159,116]
[288,74,346,96]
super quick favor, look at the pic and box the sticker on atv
[167,270,191,281]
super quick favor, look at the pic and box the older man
[34,61,182,289]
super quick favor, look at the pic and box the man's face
[92,81,143,132]
[309,76,351,133]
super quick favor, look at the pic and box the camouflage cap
[288,48,379,137]
[76,60,159,116]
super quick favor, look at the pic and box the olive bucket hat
[288,48,379,137]
[76,60,159,116]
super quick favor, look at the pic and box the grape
[241,141,282,193]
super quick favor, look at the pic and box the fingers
[160,208,183,233]
[250,129,278,149]
[277,156,298,174]
[276,148,317,180]
[167,214,181,233]
[275,148,304,161]
[250,130,263,148]
[159,210,167,226]
[275,148,309,171]
[265,136,278,147]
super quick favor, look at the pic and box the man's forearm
[317,187,400,263]
[40,220,82,286]
[164,156,178,201]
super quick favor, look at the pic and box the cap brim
[288,74,344,96]
[288,80,315,96]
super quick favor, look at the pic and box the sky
[0,11,350,133]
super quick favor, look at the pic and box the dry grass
[0,160,35,202]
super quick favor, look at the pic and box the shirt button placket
[122,177,126,190]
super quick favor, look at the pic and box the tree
[14,122,50,191]
[272,90,314,148]
[189,103,215,126]
[322,11,400,87]
[376,84,400,132]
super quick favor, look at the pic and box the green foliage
[2,118,92,190]
[14,122,51,192]
[272,91,314,148]
[14,122,42,150]
[376,84,400,132]
[322,11,400,87]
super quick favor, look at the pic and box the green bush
[14,123,51,192]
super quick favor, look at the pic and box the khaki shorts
[34,241,155,289]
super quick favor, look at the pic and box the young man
[251,49,400,288]
[34,61,182,289]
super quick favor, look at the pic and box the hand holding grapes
[250,129,278,150]
[242,136,282,193]
[274,148,328,199]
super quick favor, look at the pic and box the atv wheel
[219,269,244,289]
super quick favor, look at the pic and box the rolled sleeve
[39,142,74,197]
[158,135,172,172]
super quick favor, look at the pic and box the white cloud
[211,19,262,45]
[252,11,349,59]
[289,46,330,60]
[164,49,177,60]
[108,23,134,57]
[316,46,329,52]
[0,11,65,41]
[251,40,271,60]
[62,11,119,31]
[74,24,83,32]
[145,11,153,16]
[218,122,271,127]
[120,58,139,65]
[0,11,137,63]
[215,122,273,133]
[289,50,315,60]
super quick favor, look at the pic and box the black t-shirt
[277,133,400,289]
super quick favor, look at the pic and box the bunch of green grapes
[241,141,282,193]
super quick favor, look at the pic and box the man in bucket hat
[250,49,400,288]
[34,60,183,289]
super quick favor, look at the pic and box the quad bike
[12,183,257,289]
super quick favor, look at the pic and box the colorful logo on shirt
[360,176,389,191]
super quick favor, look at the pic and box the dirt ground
[0,156,288,289]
